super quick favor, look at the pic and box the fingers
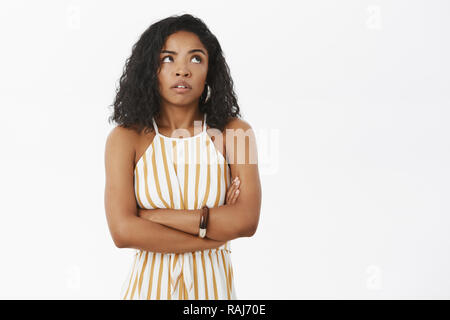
[226,177,240,204]
[226,182,235,204]
[231,187,240,204]
[228,177,238,200]
[226,178,234,203]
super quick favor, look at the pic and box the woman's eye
[161,55,202,63]
[192,55,202,63]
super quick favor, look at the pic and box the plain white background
[0,0,449,299]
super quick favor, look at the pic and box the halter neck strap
[202,112,207,132]
[151,116,159,135]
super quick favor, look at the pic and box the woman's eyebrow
[161,49,207,56]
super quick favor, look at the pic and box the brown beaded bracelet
[199,206,209,238]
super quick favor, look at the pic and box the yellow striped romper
[120,113,237,300]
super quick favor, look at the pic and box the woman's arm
[118,216,226,254]
[139,199,256,242]
[138,205,235,241]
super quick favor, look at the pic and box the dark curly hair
[108,13,241,135]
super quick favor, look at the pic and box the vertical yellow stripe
[142,153,158,208]
[214,162,222,207]
[183,140,189,209]
[167,255,172,300]
[192,252,199,300]
[122,252,138,300]
[178,274,183,299]
[183,274,188,299]
[134,166,144,208]
[220,250,231,299]
[156,253,164,299]
[146,253,156,300]
[200,251,209,299]
[229,262,234,292]
[224,159,229,190]
[227,262,232,294]
[231,264,234,284]
[208,249,218,299]
[172,140,178,175]
[194,136,200,209]
[160,137,175,209]
[137,251,149,297]
[152,145,170,208]
[130,250,143,299]
[201,138,211,207]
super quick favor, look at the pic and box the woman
[104,14,262,300]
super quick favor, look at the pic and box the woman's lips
[172,87,192,94]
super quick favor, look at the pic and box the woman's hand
[225,176,240,205]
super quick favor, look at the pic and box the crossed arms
[104,118,261,254]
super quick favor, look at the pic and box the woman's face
[157,31,209,106]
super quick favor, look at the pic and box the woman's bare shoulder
[224,117,253,131]
[107,125,140,144]
[105,125,139,159]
